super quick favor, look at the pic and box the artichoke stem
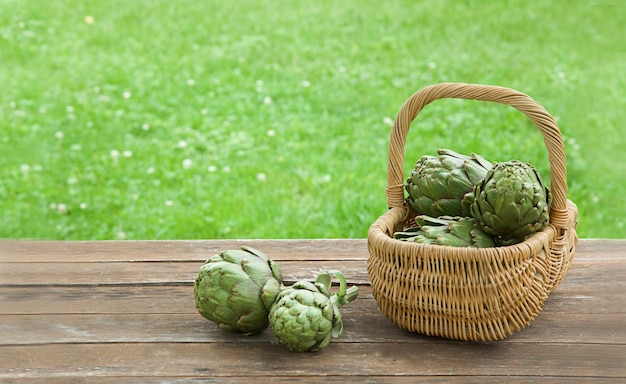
[315,270,359,308]
[337,285,359,307]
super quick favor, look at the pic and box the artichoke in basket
[194,246,282,335]
[394,215,496,248]
[269,270,359,352]
[406,149,493,217]
[470,160,552,246]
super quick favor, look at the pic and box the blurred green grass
[1,0,624,239]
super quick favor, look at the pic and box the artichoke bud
[405,149,492,217]
[471,160,551,246]
[269,270,358,352]
[194,247,282,335]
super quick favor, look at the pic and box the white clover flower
[123,91,132,99]
[223,166,231,172]
[118,231,126,240]
[55,131,64,139]
[301,80,311,87]
[182,159,193,169]
[322,174,332,183]
[110,149,120,159]
[187,79,195,86]
[428,61,437,69]
[141,123,150,131]
[178,140,188,148]
[84,15,94,24]
[266,129,276,137]
[383,117,394,126]
[566,138,575,150]
[165,200,174,206]
[20,164,30,173]
[57,204,68,215]
[256,173,267,182]
[207,165,217,172]
[79,203,87,210]
[67,176,78,185]
[147,166,155,174]
[123,150,133,158]
[71,144,82,151]
[263,96,272,105]
[66,106,74,113]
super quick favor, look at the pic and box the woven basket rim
[367,204,581,261]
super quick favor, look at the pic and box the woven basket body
[367,83,578,341]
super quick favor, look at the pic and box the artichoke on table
[194,246,282,335]
[470,160,552,246]
[405,149,493,217]
[269,270,359,352]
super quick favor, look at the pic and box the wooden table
[1,239,625,382]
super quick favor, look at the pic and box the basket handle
[386,82,570,230]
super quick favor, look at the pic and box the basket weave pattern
[367,83,578,341]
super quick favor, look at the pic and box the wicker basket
[367,83,579,341]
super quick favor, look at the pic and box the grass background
[1,0,624,240]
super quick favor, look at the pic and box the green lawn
[1,0,624,240]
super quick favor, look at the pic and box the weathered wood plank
[2,256,624,289]
[2,377,620,384]
[1,238,623,263]
[1,309,624,346]
[0,260,370,286]
[0,239,371,262]
[2,274,624,316]
[573,239,626,257]
[1,342,624,379]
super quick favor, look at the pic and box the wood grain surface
[1,239,625,382]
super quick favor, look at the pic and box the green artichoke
[268,270,359,352]
[194,246,282,335]
[394,215,496,248]
[470,160,552,246]
[406,149,493,217]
